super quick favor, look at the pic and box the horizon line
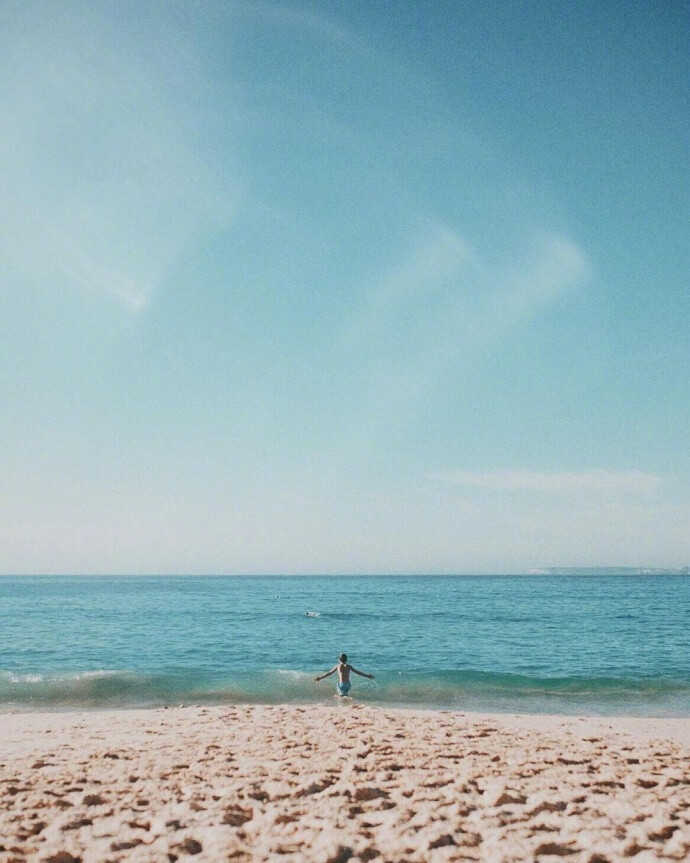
[1,568,688,578]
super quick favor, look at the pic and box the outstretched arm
[314,665,338,682]
[350,666,375,680]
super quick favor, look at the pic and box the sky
[1,0,688,574]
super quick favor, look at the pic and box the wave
[2,668,689,714]
[0,670,208,708]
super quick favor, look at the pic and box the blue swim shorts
[337,681,351,696]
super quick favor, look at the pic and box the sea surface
[1,575,689,716]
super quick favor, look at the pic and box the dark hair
[339,653,347,663]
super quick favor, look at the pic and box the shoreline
[1,704,689,862]
[2,698,690,727]
[1,702,690,740]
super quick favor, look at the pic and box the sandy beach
[1,704,688,863]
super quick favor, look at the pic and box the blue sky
[1,0,687,573]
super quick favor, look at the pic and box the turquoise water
[1,575,688,715]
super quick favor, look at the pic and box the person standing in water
[314,653,374,696]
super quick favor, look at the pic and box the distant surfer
[314,653,374,697]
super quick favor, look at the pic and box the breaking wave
[2,668,689,715]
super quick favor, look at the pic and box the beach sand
[0,704,688,862]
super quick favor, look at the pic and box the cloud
[335,228,591,435]
[342,225,470,347]
[482,234,590,327]
[347,229,589,360]
[232,0,370,59]
[433,469,662,496]
[0,4,236,315]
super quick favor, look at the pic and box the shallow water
[1,575,688,715]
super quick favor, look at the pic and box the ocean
[1,575,688,716]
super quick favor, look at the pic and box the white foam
[5,672,44,684]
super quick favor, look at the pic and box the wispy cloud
[480,234,590,330]
[336,228,591,431]
[0,5,236,315]
[433,469,662,496]
[342,225,470,348]
[232,0,371,60]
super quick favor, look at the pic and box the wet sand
[1,704,688,862]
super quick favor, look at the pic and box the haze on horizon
[1,1,688,575]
